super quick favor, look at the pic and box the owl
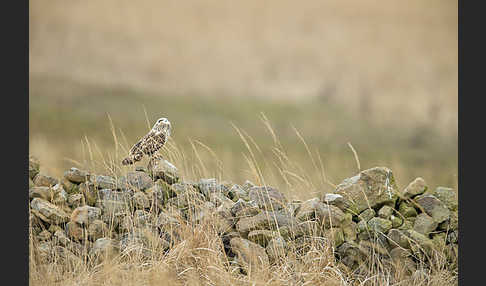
[122,117,171,165]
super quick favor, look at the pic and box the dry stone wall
[29,155,458,275]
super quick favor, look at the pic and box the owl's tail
[121,157,134,165]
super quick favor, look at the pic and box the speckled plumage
[122,117,171,165]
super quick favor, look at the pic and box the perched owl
[122,117,171,165]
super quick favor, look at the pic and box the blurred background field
[29,0,457,200]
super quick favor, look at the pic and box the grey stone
[414,195,450,223]
[431,187,458,211]
[90,238,119,262]
[147,158,179,184]
[378,205,393,219]
[96,189,133,215]
[248,186,288,211]
[67,193,85,208]
[121,171,154,191]
[295,198,345,228]
[413,213,438,235]
[402,177,427,198]
[30,198,70,224]
[90,175,117,189]
[88,220,108,241]
[266,236,287,263]
[133,191,150,209]
[65,221,85,241]
[358,208,376,222]
[248,230,275,247]
[64,167,89,184]
[334,167,398,214]
[228,184,249,201]
[33,173,59,187]
[367,217,392,234]
[398,202,418,218]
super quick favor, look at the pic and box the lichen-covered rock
[390,214,403,228]
[402,177,427,198]
[358,208,376,222]
[407,230,435,255]
[414,195,450,223]
[79,182,98,206]
[133,191,150,209]
[53,230,71,247]
[37,230,52,241]
[295,198,345,228]
[322,193,347,211]
[147,158,179,185]
[236,211,297,237]
[398,202,418,218]
[334,167,398,214]
[431,187,458,211]
[33,173,59,187]
[30,198,70,224]
[231,199,260,218]
[248,186,287,211]
[228,184,249,201]
[342,220,358,242]
[71,205,102,226]
[398,219,414,230]
[248,230,275,247]
[90,175,117,190]
[67,193,85,208]
[96,189,133,215]
[64,167,89,184]
[337,242,363,269]
[230,237,269,273]
[119,171,154,191]
[413,213,438,235]
[378,205,393,219]
[324,227,345,247]
[367,217,392,234]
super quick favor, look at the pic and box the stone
[48,225,63,234]
[29,187,52,202]
[389,247,416,275]
[133,191,150,209]
[71,205,102,226]
[90,175,117,189]
[64,167,89,184]
[231,199,260,217]
[65,221,85,241]
[147,158,179,184]
[33,174,59,187]
[96,189,133,215]
[398,202,418,218]
[398,219,414,230]
[29,156,40,180]
[88,220,108,241]
[402,177,427,198]
[247,230,275,247]
[431,187,458,211]
[324,227,345,247]
[390,215,403,228]
[295,198,345,228]
[30,198,70,224]
[29,178,34,188]
[337,242,363,269]
[242,180,255,191]
[447,230,458,244]
[79,182,98,206]
[61,177,79,194]
[266,236,287,263]
[228,184,249,201]
[196,178,219,197]
[413,213,438,235]
[414,195,450,223]
[431,233,447,249]
[367,217,392,234]
[407,230,435,256]
[230,237,269,273]
[67,193,85,208]
[334,167,398,214]
[342,220,358,242]
[358,209,376,222]
[236,211,298,237]
[387,229,411,249]
[248,186,288,211]
[378,205,393,219]
[121,171,154,191]
[323,193,345,209]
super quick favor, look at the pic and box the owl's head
[152,117,171,134]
